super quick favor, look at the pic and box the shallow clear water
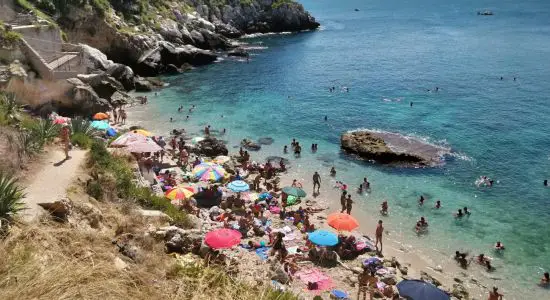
[130,0,550,297]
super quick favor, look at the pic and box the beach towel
[296,268,334,294]
[287,246,299,255]
[255,247,270,260]
[282,233,296,242]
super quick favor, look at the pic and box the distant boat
[477,10,493,16]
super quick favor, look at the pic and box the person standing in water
[488,287,503,300]
[345,195,354,214]
[340,190,347,213]
[324,115,328,121]
[375,220,384,252]
[410,101,413,107]
[312,171,321,193]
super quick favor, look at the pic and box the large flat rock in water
[340,130,447,167]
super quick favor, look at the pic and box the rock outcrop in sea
[341,130,448,167]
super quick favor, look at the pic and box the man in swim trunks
[375,220,384,252]
[340,190,347,213]
[345,195,353,214]
[312,171,321,192]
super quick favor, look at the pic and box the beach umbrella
[133,129,152,137]
[214,155,231,164]
[126,139,163,153]
[327,212,360,231]
[282,186,307,198]
[204,228,242,249]
[308,229,339,246]
[93,112,109,120]
[396,280,450,300]
[165,186,196,201]
[90,120,110,130]
[110,132,148,147]
[192,162,225,182]
[227,180,250,192]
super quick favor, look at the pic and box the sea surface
[129,0,550,298]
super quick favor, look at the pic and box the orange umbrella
[93,112,109,120]
[327,212,359,231]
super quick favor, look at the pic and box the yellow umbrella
[133,129,152,137]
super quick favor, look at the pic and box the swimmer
[494,241,505,251]
[380,201,388,215]
[488,287,503,300]
[283,145,288,153]
[410,101,413,107]
[544,179,548,186]
[362,178,370,190]
[434,200,441,209]
[435,87,439,92]
[324,115,328,121]
[455,209,464,218]
[540,272,549,287]
[485,260,494,272]
[330,166,336,176]
[222,128,226,134]
[357,184,363,194]
[514,77,517,81]
[186,115,189,120]
[419,217,428,227]
[463,207,471,216]
[418,195,425,206]
[170,117,173,122]
[476,253,489,264]
[500,77,503,80]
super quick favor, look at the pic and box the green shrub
[28,119,61,150]
[0,92,23,125]
[132,186,191,228]
[86,180,103,200]
[70,117,100,138]
[0,173,26,221]
[70,132,92,149]
[272,0,294,9]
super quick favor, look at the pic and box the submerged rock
[193,137,229,157]
[341,130,447,167]
[241,138,261,151]
[258,137,274,145]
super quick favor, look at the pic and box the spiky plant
[70,117,100,138]
[0,92,23,125]
[0,172,26,222]
[29,119,61,149]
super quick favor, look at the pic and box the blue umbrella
[258,192,273,200]
[308,229,339,246]
[227,180,250,192]
[396,280,450,300]
[91,120,110,130]
[331,289,349,299]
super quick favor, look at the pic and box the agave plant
[0,172,26,221]
[29,119,61,149]
[70,117,100,138]
[0,92,23,125]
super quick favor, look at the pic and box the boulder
[66,78,111,114]
[158,19,183,42]
[162,226,203,253]
[110,91,132,106]
[214,21,242,38]
[134,77,153,92]
[106,64,135,91]
[420,271,442,287]
[159,42,217,67]
[341,130,429,166]
[190,30,206,47]
[165,64,181,74]
[241,138,261,151]
[80,44,115,70]
[199,28,232,50]
[228,47,249,57]
[380,274,397,285]
[192,137,229,157]
[451,283,469,299]
[113,256,129,270]
[38,199,71,220]
[78,73,125,100]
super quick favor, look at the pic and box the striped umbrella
[192,162,225,182]
[227,180,249,192]
[165,186,196,202]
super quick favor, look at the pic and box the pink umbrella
[204,228,242,249]
[110,132,148,147]
[125,139,163,153]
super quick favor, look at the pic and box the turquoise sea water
[131,0,550,298]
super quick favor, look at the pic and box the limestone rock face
[341,131,428,167]
[66,78,111,114]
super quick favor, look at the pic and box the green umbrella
[282,186,307,198]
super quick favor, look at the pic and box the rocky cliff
[51,0,319,75]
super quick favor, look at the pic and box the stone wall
[0,0,17,23]
[12,25,63,63]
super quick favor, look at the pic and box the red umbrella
[204,228,242,249]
